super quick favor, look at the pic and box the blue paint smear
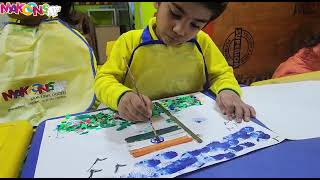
[230,145,244,152]
[138,159,161,167]
[192,117,207,123]
[158,156,198,175]
[240,142,255,148]
[157,151,178,160]
[151,136,164,144]
[212,152,235,160]
[169,105,175,110]
[124,126,272,178]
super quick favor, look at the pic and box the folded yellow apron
[0,120,33,178]
[0,19,97,126]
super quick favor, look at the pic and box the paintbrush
[122,57,159,139]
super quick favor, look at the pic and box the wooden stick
[130,135,193,158]
[155,102,203,143]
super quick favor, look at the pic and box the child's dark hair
[196,2,229,21]
[303,33,320,48]
[52,1,76,25]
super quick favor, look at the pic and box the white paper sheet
[34,92,284,178]
[242,80,320,140]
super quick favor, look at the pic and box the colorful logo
[0,2,61,18]
[2,82,56,101]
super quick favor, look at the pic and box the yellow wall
[134,2,157,29]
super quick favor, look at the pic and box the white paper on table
[242,80,320,140]
[34,92,284,178]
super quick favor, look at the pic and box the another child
[94,2,256,123]
[272,33,320,78]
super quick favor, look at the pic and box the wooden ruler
[154,102,203,143]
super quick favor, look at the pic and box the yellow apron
[123,26,209,100]
[0,19,97,126]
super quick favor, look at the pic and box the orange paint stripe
[130,135,193,158]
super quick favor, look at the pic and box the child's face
[154,2,213,46]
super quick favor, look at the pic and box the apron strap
[124,26,210,91]
[142,26,196,43]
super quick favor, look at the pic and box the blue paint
[248,131,271,142]
[124,126,272,178]
[211,152,235,161]
[189,149,202,156]
[212,153,226,160]
[151,136,164,144]
[224,152,236,159]
[159,151,178,160]
[242,126,255,132]
[240,142,255,147]
[227,139,239,146]
[192,117,207,123]
[158,156,198,175]
[138,159,161,167]
[200,146,210,153]
[257,131,271,140]
[230,145,244,152]
[206,141,230,150]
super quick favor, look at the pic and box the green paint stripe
[125,125,181,143]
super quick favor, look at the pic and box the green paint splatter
[56,95,202,135]
[65,114,71,120]
[166,118,174,123]
[80,131,89,135]
[116,120,133,131]
[153,95,203,115]
[56,109,134,135]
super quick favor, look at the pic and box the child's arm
[94,34,133,110]
[198,32,241,96]
[94,31,153,121]
[198,32,255,122]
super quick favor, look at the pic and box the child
[272,33,320,78]
[94,2,256,123]
[54,1,99,61]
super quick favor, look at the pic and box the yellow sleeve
[94,30,142,110]
[197,31,242,96]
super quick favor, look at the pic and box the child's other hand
[216,89,256,123]
[118,92,153,122]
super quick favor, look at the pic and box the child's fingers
[225,105,235,121]
[129,97,149,121]
[120,98,145,121]
[243,105,251,122]
[142,95,153,118]
[118,108,136,122]
[220,99,235,120]
[234,104,244,123]
[220,98,235,121]
[216,95,227,115]
[248,105,256,117]
[122,107,137,121]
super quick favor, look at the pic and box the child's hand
[118,92,153,122]
[216,89,256,123]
